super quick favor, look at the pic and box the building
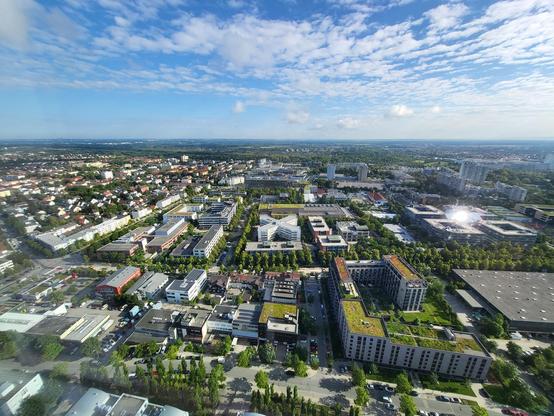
[165,269,207,303]
[163,203,204,223]
[357,164,368,182]
[156,194,181,209]
[179,308,211,343]
[145,219,189,253]
[257,214,301,242]
[336,221,370,242]
[97,226,154,258]
[335,299,491,381]
[198,201,237,228]
[258,302,298,343]
[101,170,113,180]
[329,256,427,312]
[437,170,467,192]
[316,234,349,253]
[65,387,189,416]
[0,312,45,333]
[259,203,352,218]
[193,225,224,258]
[454,269,554,333]
[307,216,331,239]
[126,271,169,300]
[327,164,336,180]
[459,160,489,184]
[131,207,152,219]
[96,266,142,300]
[368,191,387,207]
[232,303,261,340]
[495,182,527,202]
[404,205,445,225]
[478,221,537,246]
[133,308,178,341]
[484,206,532,223]
[0,260,14,274]
[206,305,237,334]
[245,240,303,253]
[516,203,554,224]
[59,313,111,344]
[263,279,298,304]
[0,371,44,416]
[422,218,488,245]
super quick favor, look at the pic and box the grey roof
[65,387,114,416]
[166,269,206,293]
[455,269,554,324]
[126,271,168,295]
[134,309,176,333]
[195,225,223,250]
[27,316,80,337]
[98,266,141,288]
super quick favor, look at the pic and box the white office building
[257,214,301,242]
[193,225,224,258]
[0,371,44,416]
[165,269,207,303]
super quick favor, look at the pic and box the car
[384,386,395,393]
[502,408,529,416]
[384,403,395,410]
[285,369,295,376]
[409,390,419,397]
[478,388,490,398]
[366,383,374,389]
[436,395,450,402]
[373,383,385,390]
[449,397,462,404]
[382,396,392,404]
[418,412,428,416]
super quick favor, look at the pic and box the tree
[354,387,369,407]
[38,336,63,361]
[166,344,179,360]
[18,395,47,416]
[49,290,65,305]
[80,337,101,358]
[238,348,255,367]
[472,404,489,416]
[399,395,417,416]
[352,363,366,387]
[295,359,308,377]
[0,331,17,359]
[507,341,524,365]
[50,363,68,381]
[258,343,276,364]
[214,335,232,356]
[255,370,270,389]
[395,372,412,394]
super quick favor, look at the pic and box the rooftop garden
[259,204,304,209]
[388,255,418,280]
[342,300,385,337]
[258,302,297,324]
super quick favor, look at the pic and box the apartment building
[257,214,301,242]
[165,269,207,303]
[193,225,224,258]
[336,221,370,242]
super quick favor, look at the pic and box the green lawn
[397,299,452,326]
[421,376,476,397]
[365,367,402,383]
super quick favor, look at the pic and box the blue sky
[0,0,553,140]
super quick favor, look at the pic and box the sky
[0,0,553,140]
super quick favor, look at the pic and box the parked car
[384,386,395,393]
[449,397,462,404]
[409,390,419,396]
[384,403,395,411]
[418,411,428,416]
[429,412,439,416]
[436,395,450,402]
[382,396,392,404]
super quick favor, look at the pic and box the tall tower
[357,164,368,182]
[327,164,336,180]
[460,160,488,184]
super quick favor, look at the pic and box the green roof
[259,203,305,209]
[259,302,297,324]
[342,300,385,337]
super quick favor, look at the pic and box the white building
[336,221,370,242]
[0,372,44,416]
[156,194,181,209]
[126,272,169,300]
[101,170,113,180]
[495,182,527,202]
[0,260,14,274]
[165,269,207,303]
[459,160,489,184]
[131,207,152,219]
[193,225,224,258]
[257,214,301,242]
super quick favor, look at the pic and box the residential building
[0,260,14,274]
[257,214,301,242]
[327,164,336,180]
[495,182,527,202]
[368,191,387,206]
[165,269,207,303]
[95,266,142,300]
[357,164,368,182]
[478,220,537,246]
[0,371,44,416]
[459,160,489,184]
[125,271,169,300]
[156,194,181,209]
[336,221,370,242]
[131,207,152,219]
[192,225,224,258]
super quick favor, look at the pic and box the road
[303,277,329,368]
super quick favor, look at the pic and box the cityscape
[1,1,554,416]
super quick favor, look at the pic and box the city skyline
[1,0,554,140]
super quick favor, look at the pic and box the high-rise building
[459,160,489,184]
[327,164,336,180]
[357,164,368,182]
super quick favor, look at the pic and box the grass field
[421,376,476,396]
[365,367,402,383]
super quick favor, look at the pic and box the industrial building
[125,271,169,300]
[95,266,142,300]
[454,269,554,333]
[232,303,261,340]
[258,203,352,218]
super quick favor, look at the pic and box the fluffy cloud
[425,3,469,32]
[430,105,442,113]
[287,110,310,124]
[337,117,360,129]
[0,0,33,49]
[233,100,245,113]
[388,104,414,117]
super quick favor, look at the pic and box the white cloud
[425,3,469,32]
[0,0,34,49]
[430,105,442,113]
[388,104,414,117]
[233,100,245,113]
[337,117,360,129]
[287,110,310,124]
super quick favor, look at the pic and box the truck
[129,305,140,318]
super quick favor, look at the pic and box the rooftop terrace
[342,300,385,337]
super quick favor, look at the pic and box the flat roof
[127,272,168,295]
[479,220,537,236]
[456,289,485,309]
[62,314,110,343]
[424,218,485,235]
[195,225,223,250]
[135,309,176,333]
[27,316,80,337]
[98,266,141,288]
[0,312,45,333]
[384,255,420,281]
[65,387,114,416]
[110,393,147,416]
[455,269,554,325]
[341,300,385,337]
[166,269,206,292]
[245,241,302,252]
[259,302,297,324]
